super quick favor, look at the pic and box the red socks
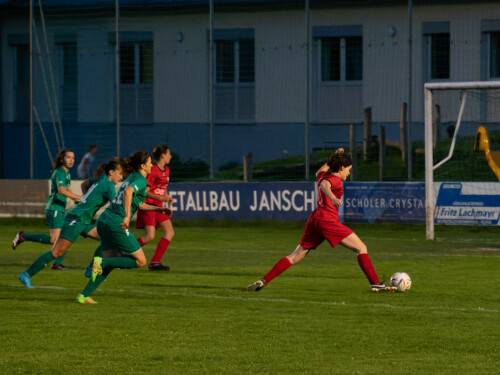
[137,237,145,247]
[151,238,170,264]
[263,257,292,284]
[357,253,379,284]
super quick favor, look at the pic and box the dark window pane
[140,42,153,84]
[62,43,77,84]
[239,40,254,83]
[346,36,362,81]
[120,43,135,84]
[431,33,450,79]
[321,38,340,81]
[490,32,500,78]
[216,40,234,83]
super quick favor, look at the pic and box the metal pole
[407,0,413,180]
[424,87,434,240]
[209,0,214,180]
[115,0,120,157]
[305,0,310,180]
[30,0,34,178]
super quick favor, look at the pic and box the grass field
[0,218,499,374]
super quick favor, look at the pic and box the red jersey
[145,164,170,207]
[310,171,343,222]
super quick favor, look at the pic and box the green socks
[52,251,67,266]
[82,274,107,297]
[22,233,51,244]
[102,257,137,269]
[26,251,55,276]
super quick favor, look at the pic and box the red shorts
[135,210,171,229]
[299,217,353,250]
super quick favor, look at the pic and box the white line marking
[4,284,499,314]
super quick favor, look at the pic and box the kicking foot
[76,294,97,304]
[18,271,34,288]
[247,278,267,292]
[148,262,170,271]
[12,231,25,250]
[370,282,397,293]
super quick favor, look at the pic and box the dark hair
[122,151,151,176]
[152,145,169,162]
[88,144,97,152]
[94,158,123,178]
[327,152,352,173]
[53,149,74,170]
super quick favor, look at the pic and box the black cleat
[247,278,267,292]
[51,264,69,270]
[148,263,170,271]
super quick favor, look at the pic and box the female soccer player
[247,149,396,293]
[76,151,172,304]
[136,145,175,271]
[17,159,123,288]
[12,149,81,270]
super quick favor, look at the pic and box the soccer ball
[390,272,412,292]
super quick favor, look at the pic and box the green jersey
[45,167,71,212]
[66,175,117,224]
[104,172,147,221]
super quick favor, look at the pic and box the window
[118,37,153,123]
[320,36,362,82]
[489,31,500,78]
[58,43,78,121]
[428,33,450,79]
[423,22,450,81]
[214,29,255,122]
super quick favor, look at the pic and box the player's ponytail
[152,145,169,163]
[122,151,150,176]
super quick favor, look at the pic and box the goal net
[424,82,500,240]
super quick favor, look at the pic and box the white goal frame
[425,81,500,240]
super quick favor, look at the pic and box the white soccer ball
[390,272,412,292]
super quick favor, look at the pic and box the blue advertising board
[168,182,316,220]
[434,183,500,225]
[342,183,425,224]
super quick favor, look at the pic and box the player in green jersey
[18,159,124,288]
[77,151,172,304]
[12,149,82,269]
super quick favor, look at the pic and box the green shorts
[45,209,65,229]
[97,216,141,255]
[59,214,97,243]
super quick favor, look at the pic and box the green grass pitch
[0,218,499,374]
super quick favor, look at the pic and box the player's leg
[84,226,100,241]
[136,210,156,247]
[340,232,395,292]
[138,225,155,247]
[50,228,68,269]
[78,266,114,304]
[149,216,173,270]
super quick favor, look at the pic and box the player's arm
[315,148,344,178]
[120,186,135,229]
[320,180,342,207]
[57,185,82,201]
[139,202,172,216]
[81,179,90,194]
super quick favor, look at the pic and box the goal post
[424,81,500,240]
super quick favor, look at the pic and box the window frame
[318,36,363,85]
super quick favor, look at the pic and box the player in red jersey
[136,145,175,271]
[247,148,396,293]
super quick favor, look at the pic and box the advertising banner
[343,182,425,224]
[168,182,317,220]
[434,182,500,225]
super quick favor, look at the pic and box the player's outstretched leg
[12,231,25,249]
[247,279,267,291]
[247,257,292,292]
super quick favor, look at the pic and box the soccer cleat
[247,278,267,292]
[148,262,170,271]
[12,231,25,250]
[18,271,34,289]
[91,256,103,282]
[84,266,92,278]
[370,282,397,293]
[51,264,69,270]
[76,294,97,304]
